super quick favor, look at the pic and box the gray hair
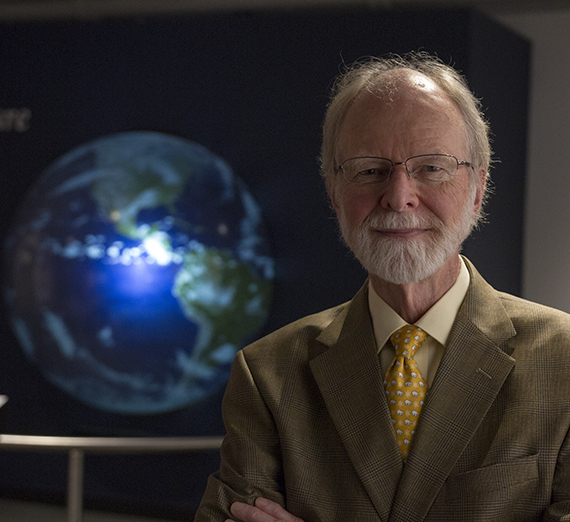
[320,53,492,217]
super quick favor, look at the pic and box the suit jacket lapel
[390,260,517,521]
[310,283,402,522]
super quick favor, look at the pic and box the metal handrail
[0,433,224,522]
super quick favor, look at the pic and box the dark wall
[0,7,529,519]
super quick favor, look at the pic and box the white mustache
[365,212,441,231]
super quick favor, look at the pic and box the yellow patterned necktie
[384,325,428,460]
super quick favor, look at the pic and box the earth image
[3,131,274,414]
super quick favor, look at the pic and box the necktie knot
[390,325,427,359]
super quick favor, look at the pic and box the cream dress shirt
[368,257,470,388]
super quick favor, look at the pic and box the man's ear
[328,177,340,212]
[473,167,487,214]
[330,189,339,212]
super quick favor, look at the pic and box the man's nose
[379,164,420,212]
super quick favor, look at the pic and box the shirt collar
[368,256,470,351]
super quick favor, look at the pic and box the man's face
[330,72,486,285]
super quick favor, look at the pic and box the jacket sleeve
[194,349,285,521]
[542,425,570,522]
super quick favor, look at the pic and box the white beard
[337,187,477,285]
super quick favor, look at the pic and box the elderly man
[195,53,570,522]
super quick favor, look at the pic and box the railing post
[0,433,223,519]
[67,448,84,522]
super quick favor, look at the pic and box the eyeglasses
[335,154,473,186]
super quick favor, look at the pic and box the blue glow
[143,233,172,266]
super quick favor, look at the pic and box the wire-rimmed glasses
[335,154,473,185]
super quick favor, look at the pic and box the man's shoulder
[496,290,570,332]
[465,258,570,332]
[243,301,349,358]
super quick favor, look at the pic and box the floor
[0,499,176,522]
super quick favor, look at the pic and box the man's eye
[359,168,382,176]
[421,164,442,172]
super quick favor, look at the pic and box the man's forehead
[366,69,448,106]
[337,70,468,158]
[349,76,458,123]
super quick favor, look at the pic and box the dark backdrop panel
[0,7,529,519]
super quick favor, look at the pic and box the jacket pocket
[443,454,539,502]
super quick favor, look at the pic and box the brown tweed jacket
[195,259,570,521]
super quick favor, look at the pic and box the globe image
[3,131,274,414]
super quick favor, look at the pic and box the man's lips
[374,228,428,238]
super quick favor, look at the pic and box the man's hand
[226,497,305,522]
